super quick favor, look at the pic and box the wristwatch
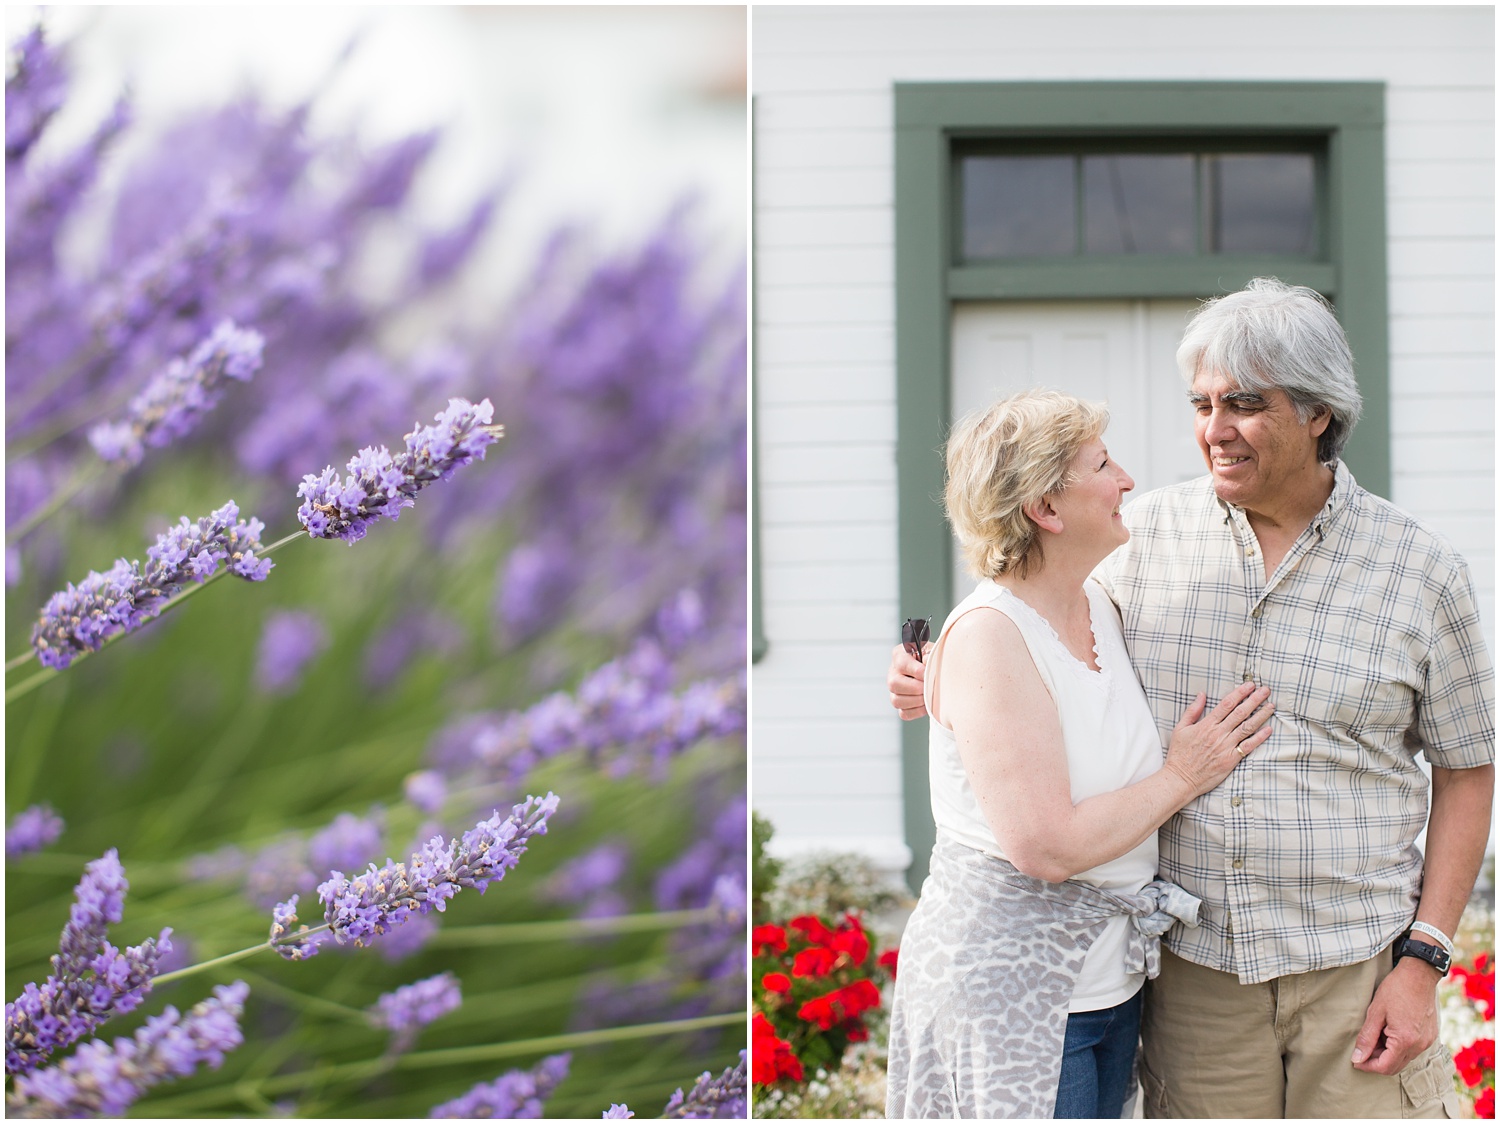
[1393,933,1451,975]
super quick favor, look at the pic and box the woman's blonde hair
[944,389,1110,580]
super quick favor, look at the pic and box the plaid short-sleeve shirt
[1094,462,1494,985]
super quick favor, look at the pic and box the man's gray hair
[1175,277,1364,464]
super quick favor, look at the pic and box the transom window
[957,141,1322,261]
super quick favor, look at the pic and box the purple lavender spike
[307,811,383,877]
[30,500,273,668]
[439,639,745,783]
[6,981,249,1116]
[429,1052,571,1119]
[367,971,461,1053]
[88,320,264,467]
[5,850,171,1076]
[254,610,329,695]
[5,805,63,859]
[602,1106,635,1119]
[5,26,67,162]
[296,397,501,544]
[661,1051,747,1119]
[310,794,557,948]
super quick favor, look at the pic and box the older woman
[885,389,1274,1119]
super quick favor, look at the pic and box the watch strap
[1394,935,1451,975]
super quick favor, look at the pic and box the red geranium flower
[878,947,899,979]
[1453,953,1497,1021]
[789,914,836,946]
[1476,1086,1494,1120]
[839,978,881,1017]
[752,1012,805,1085]
[792,946,839,978]
[762,971,792,995]
[752,924,788,956]
[797,993,839,1030]
[1455,1038,1495,1088]
[829,926,870,966]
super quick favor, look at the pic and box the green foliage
[751,811,781,926]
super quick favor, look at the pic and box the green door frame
[893,81,1389,889]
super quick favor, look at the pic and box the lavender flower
[296,397,501,544]
[267,895,325,961]
[307,810,382,876]
[6,981,249,1117]
[403,770,447,816]
[5,850,171,1076]
[603,1106,634,1119]
[429,1052,570,1118]
[254,610,329,695]
[5,26,66,162]
[367,971,461,1052]
[439,640,745,783]
[88,320,264,466]
[662,1051,747,1119]
[301,793,558,949]
[30,500,273,669]
[6,805,63,858]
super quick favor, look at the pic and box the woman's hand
[888,642,930,720]
[1163,682,1275,798]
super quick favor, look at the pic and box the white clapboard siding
[752,5,1495,871]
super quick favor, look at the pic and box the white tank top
[924,577,1164,1011]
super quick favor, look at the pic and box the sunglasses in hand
[901,617,931,664]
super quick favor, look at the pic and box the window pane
[1082,155,1196,254]
[961,155,1075,258]
[1209,153,1317,254]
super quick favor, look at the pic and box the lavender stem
[152,921,335,986]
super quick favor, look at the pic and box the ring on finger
[1235,745,1249,758]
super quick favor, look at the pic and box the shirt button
[1232,858,1244,870]
[1242,672,1254,682]
[1251,606,1262,618]
[1246,547,1256,557]
[1231,796,1243,807]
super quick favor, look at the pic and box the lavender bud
[5,851,171,1076]
[367,971,461,1052]
[88,320,265,468]
[602,1106,635,1119]
[6,805,63,859]
[254,611,329,695]
[662,1051,747,1119]
[314,794,558,948]
[429,1052,570,1118]
[403,770,447,816]
[6,981,249,1117]
[268,896,324,961]
[31,501,273,669]
[296,398,500,544]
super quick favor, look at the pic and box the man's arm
[1352,763,1495,1074]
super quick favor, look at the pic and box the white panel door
[949,299,1204,594]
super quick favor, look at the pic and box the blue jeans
[1053,989,1143,1119]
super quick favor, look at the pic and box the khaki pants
[1140,946,1461,1118]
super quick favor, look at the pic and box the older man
[887,278,1493,1118]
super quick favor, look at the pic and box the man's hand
[1350,957,1441,1074]
[888,642,929,721]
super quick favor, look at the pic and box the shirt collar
[1213,460,1356,542]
